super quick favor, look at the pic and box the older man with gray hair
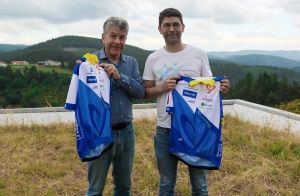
[86,16,145,196]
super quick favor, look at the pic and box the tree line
[224,71,300,107]
[0,65,71,108]
[1,62,300,109]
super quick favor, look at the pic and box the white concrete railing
[0,103,157,126]
[0,100,300,134]
[223,100,300,134]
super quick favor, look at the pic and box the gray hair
[103,16,129,35]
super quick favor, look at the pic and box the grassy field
[10,64,73,75]
[0,115,299,195]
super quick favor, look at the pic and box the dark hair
[159,8,183,26]
[103,16,129,35]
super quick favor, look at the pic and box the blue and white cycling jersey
[166,76,225,169]
[65,54,114,162]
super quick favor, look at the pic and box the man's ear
[158,26,162,34]
[101,33,105,43]
[182,23,185,33]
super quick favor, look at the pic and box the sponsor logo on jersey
[182,90,197,98]
[206,85,216,94]
[75,109,84,140]
[202,96,213,103]
[86,66,95,74]
[93,86,98,89]
[184,85,197,90]
[196,110,212,129]
[200,102,213,110]
[217,143,222,157]
[187,100,195,104]
[201,102,212,107]
[87,76,97,83]
[75,120,81,140]
[100,84,105,90]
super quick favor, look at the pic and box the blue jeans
[86,123,135,196]
[154,126,208,196]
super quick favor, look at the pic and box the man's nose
[169,25,175,31]
[114,37,121,44]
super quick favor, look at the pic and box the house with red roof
[11,61,29,65]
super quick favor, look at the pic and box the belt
[111,121,132,131]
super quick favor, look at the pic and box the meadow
[10,64,73,75]
[0,115,299,195]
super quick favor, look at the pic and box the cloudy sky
[0,0,299,52]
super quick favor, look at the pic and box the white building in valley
[0,62,7,66]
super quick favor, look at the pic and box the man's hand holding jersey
[75,60,121,81]
[220,77,230,95]
[100,63,121,81]
[159,76,181,93]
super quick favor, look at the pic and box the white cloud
[0,18,50,35]
[274,0,300,14]
[0,0,135,23]
[0,0,299,51]
[294,17,300,29]
[127,36,164,51]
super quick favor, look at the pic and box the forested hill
[0,44,28,53]
[224,54,300,69]
[0,36,100,63]
[0,35,152,73]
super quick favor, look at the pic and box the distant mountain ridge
[1,36,300,73]
[225,54,300,68]
[207,50,300,71]
[207,50,300,61]
[0,35,152,73]
[0,44,29,53]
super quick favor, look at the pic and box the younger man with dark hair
[143,8,230,195]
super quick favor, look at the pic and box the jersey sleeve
[64,64,80,111]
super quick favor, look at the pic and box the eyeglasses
[162,22,181,30]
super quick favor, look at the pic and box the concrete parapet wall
[1,101,299,134]
[0,104,157,126]
[223,100,300,134]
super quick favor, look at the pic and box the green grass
[0,115,299,195]
[10,64,73,75]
